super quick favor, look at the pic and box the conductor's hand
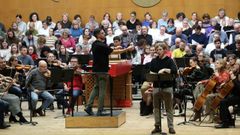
[127,45,135,51]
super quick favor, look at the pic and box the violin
[182,66,196,75]
[52,60,67,68]
[43,69,51,78]
[15,65,31,70]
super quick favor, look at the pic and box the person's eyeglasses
[70,61,78,62]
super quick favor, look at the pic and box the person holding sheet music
[149,43,177,134]
[189,25,208,48]
[25,60,54,117]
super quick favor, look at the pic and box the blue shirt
[70,27,83,39]
[17,55,34,65]
[157,19,168,29]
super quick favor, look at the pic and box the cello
[210,80,234,110]
[193,76,217,111]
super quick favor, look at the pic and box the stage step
[65,111,126,128]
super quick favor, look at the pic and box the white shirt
[38,27,50,37]
[174,20,183,28]
[143,54,154,65]
[27,21,43,32]
[205,43,225,56]
[106,34,115,46]
[155,33,172,46]
[114,29,123,36]
[148,28,160,45]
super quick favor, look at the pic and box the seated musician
[215,73,240,128]
[0,57,22,97]
[25,60,54,116]
[47,52,67,69]
[226,54,239,75]
[0,99,10,129]
[185,57,206,82]
[8,56,31,88]
[191,59,230,122]
[65,56,85,114]
[0,74,28,124]
[46,52,67,109]
[174,57,206,115]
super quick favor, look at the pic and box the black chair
[132,64,150,94]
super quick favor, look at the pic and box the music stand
[174,58,190,68]
[145,73,175,135]
[69,54,92,65]
[28,90,38,126]
[177,94,196,126]
[0,68,16,78]
[50,68,74,118]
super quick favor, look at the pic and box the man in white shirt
[155,26,171,46]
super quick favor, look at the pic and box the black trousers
[219,94,240,123]
[0,99,9,125]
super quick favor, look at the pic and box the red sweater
[67,74,83,90]
[30,53,38,61]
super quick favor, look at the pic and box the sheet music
[191,39,199,45]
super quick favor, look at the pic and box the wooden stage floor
[1,101,240,135]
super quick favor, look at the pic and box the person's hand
[34,89,40,93]
[158,69,166,74]
[64,84,69,91]
[127,45,134,51]
[197,81,202,85]
[115,46,122,49]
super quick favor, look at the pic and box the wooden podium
[65,60,132,128]
[85,60,133,107]
[65,111,126,128]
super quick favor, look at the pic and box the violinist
[46,52,67,109]
[0,57,22,98]
[197,52,214,79]
[47,52,67,69]
[0,74,29,124]
[65,56,84,114]
[191,59,230,122]
[184,57,206,82]
[25,60,54,116]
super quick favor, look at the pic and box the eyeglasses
[70,61,78,62]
